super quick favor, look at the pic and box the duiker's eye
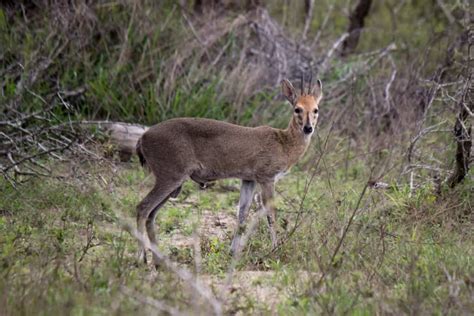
[313,109,319,114]
[294,108,302,114]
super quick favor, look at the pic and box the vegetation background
[0,0,472,314]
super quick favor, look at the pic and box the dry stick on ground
[2,89,91,182]
[1,118,147,184]
[125,224,223,316]
[3,142,74,174]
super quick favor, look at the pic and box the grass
[0,1,471,314]
[0,0,454,127]
[0,139,471,314]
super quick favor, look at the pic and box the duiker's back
[140,117,286,182]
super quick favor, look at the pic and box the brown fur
[139,118,308,183]
[135,78,322,265]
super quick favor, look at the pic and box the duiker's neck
[276,117,312,164]
[285,117,311,146]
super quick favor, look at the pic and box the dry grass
[0,1,472,315]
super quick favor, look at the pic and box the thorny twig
[125,224,223,316]
[313,180,370,290]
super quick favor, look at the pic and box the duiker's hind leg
[146,191,178,244]
[136,181,180,264]
[230,180,256,255]
[169,186,182,198]
[146,184,182,267]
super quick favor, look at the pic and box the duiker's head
[281,76,323,137]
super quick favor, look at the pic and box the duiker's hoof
[151,253,162,270]
[136,249,147,265]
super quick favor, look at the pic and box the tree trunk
[340,0,372,56]
[302,0,315,40]
[448,101,472,188]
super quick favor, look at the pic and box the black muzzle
[303,125,313,134]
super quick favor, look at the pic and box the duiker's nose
[303,125,313,134]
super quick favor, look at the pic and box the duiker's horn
[300,72,305,95]
[308,73,313,94]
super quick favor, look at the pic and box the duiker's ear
[281,79,297,105]
[310,79,323,102]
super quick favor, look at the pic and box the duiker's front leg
[230,180,256,255]
[261,182,278,249]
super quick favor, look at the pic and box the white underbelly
[274,170,289,182]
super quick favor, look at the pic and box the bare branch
[384,56,397,112]
[121,286,185,316]
[436,0,455,24]
[302,0,315,40]
[125,225,223,316]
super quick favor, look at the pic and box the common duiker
[136,76,323,266]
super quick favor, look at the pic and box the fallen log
[105,123,148,162]
[77,121,149,161]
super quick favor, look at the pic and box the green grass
[0,0,453,127]
[0,149,471,314]
[0,1,471,314]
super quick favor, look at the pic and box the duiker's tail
[136,137,147,168]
